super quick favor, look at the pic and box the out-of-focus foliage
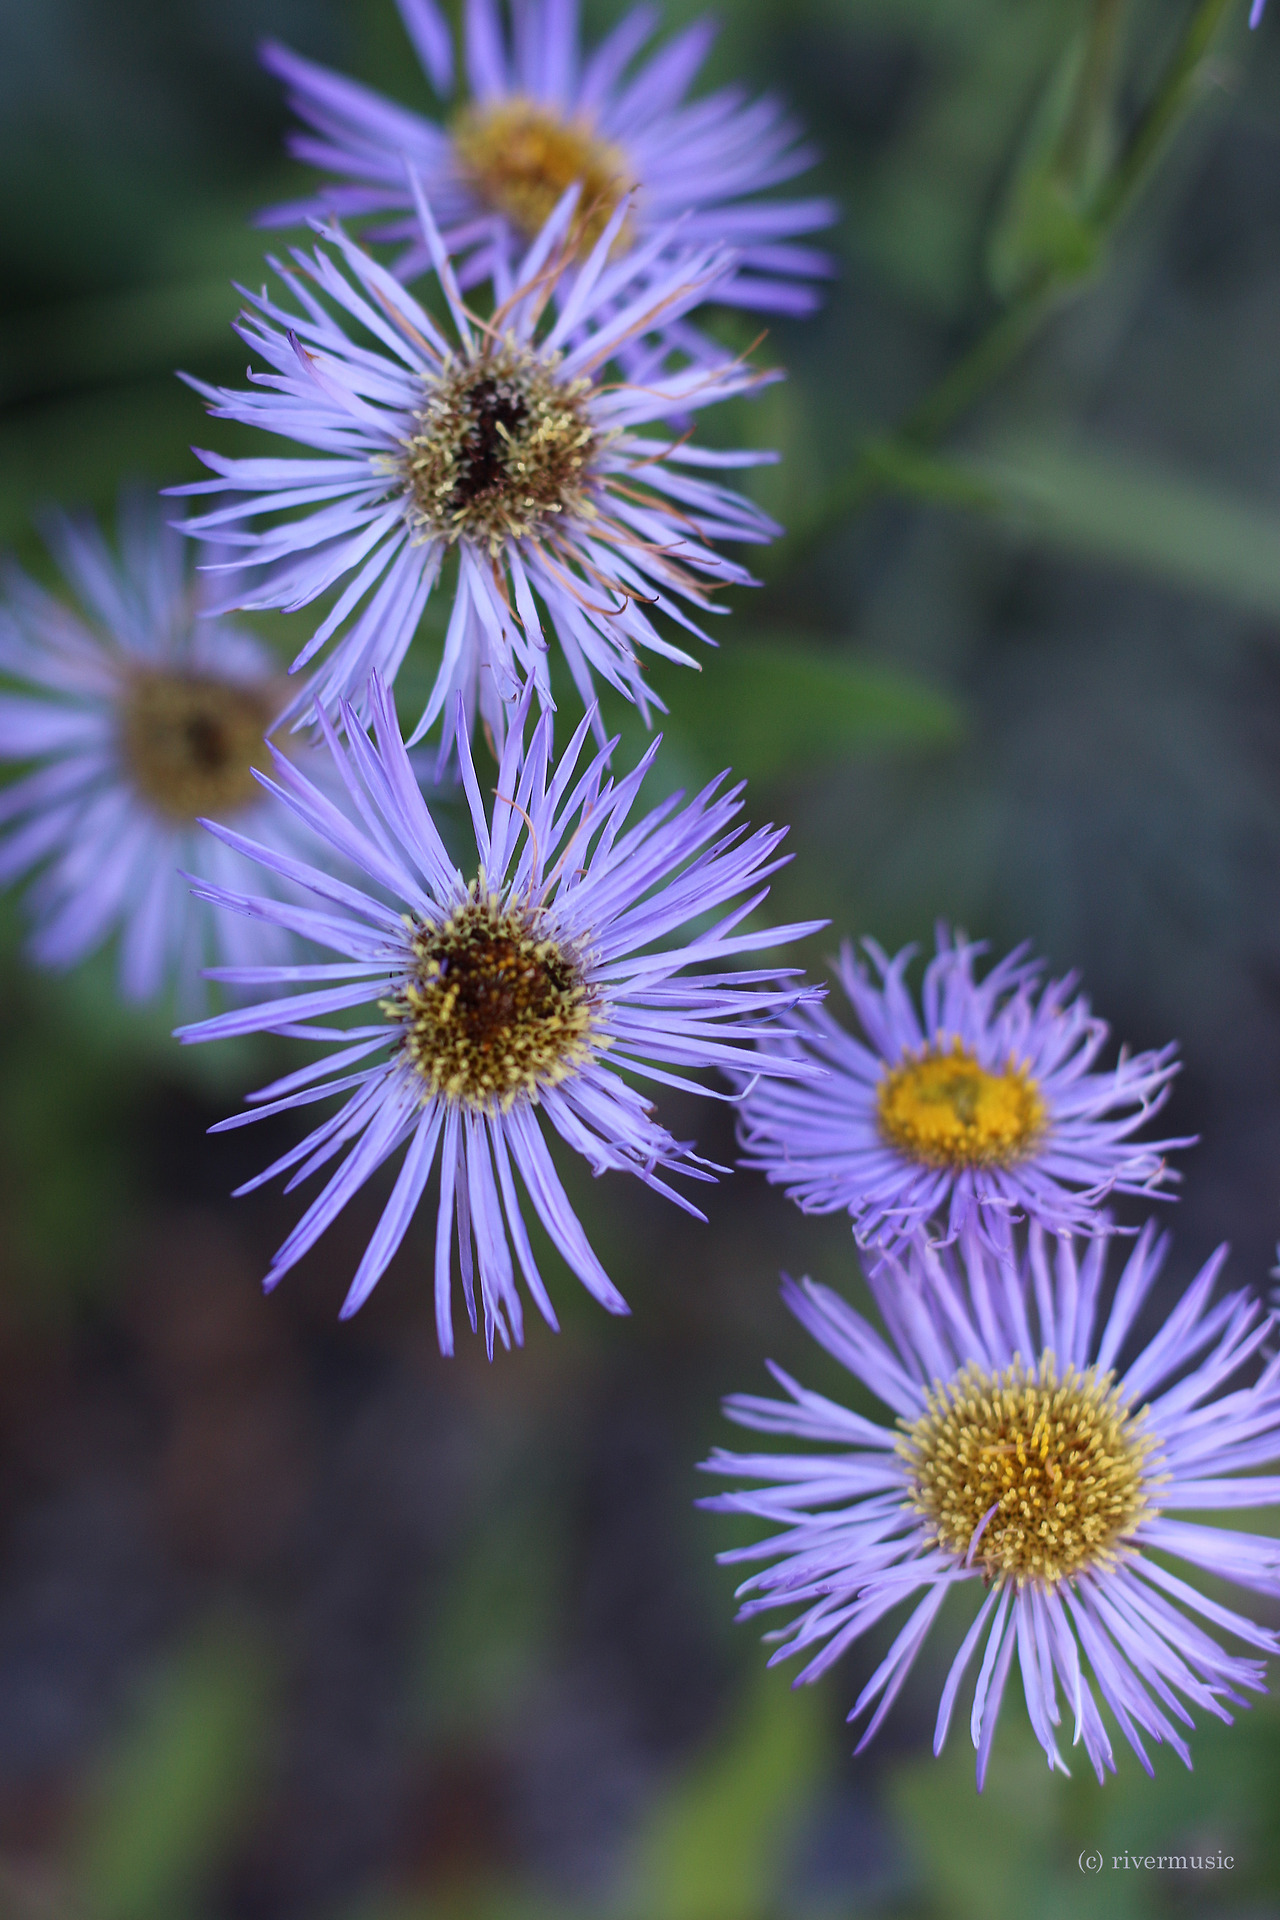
[618,1667,829,1919]
[868,431,1280,616]
[891,1688,1280,1920]
[72,1624,271,1920]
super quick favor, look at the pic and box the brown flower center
[119,669,276,822]
[400,341,597,554]
[386,886,599,1110]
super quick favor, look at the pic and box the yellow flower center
[385,885,599,1111]
[119,669,277,822]
[451,96,635,256]
[876,1041,1046,1170]
[400,340,598,555]
[901,1356,1154,1587]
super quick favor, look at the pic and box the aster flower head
[0,494,325,1002]
[702,1223,1280,1786]
[259,0,836,325]
[738,928,1190,1253]
[176,673,823,1354]
[174,185,779,756]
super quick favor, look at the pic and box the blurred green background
[3,0,1280,1914]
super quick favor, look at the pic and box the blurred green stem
[761,277,1056,581]
[763,0,1238,585]
[1092,0,1236,226]
[894,276,1058,448]
[1057,0,1124,184]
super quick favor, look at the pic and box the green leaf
[73,1623,270,1920]
[959,432,1280,618]
[991,174,1101,292]
[643,637,961,783]
[860,437,1005,513]
[619,1666,830,1920]
[858,427,1280,621]
[887,1680,1280,1920]
[397,630,959,795]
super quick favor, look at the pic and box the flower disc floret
[451,97,634,256]
[121,670,277,822]
[389,883,598,1109]
[400,340,597,552]
[877,1042,1046,1173]
[902,1356,1151,1587]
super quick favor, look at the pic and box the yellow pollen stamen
[398,338,599,555]
[899,1355,1155,1588]
[382,882,600,1111]
[451,97,635,256]
[876,1040,1046,1171]
[119,669,276,822]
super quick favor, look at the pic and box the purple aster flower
[1252,1,1266,27]
[0,494,327,1003]
[259,0,836,323]
[175,673,823,1353]
[173,187,778,755]
[702,1222,1280,1786]
[737,928,1190,1253]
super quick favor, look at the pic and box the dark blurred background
[3,1,1280,1915]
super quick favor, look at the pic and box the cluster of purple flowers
[705,922,1280,1786]
[0,0,1277,1802]
[3,0,836,1332]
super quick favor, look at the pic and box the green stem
[762,0,1239,588]
[1091,0,1237,227]
[896,273,1058,448]
[1057,0,1125,185]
